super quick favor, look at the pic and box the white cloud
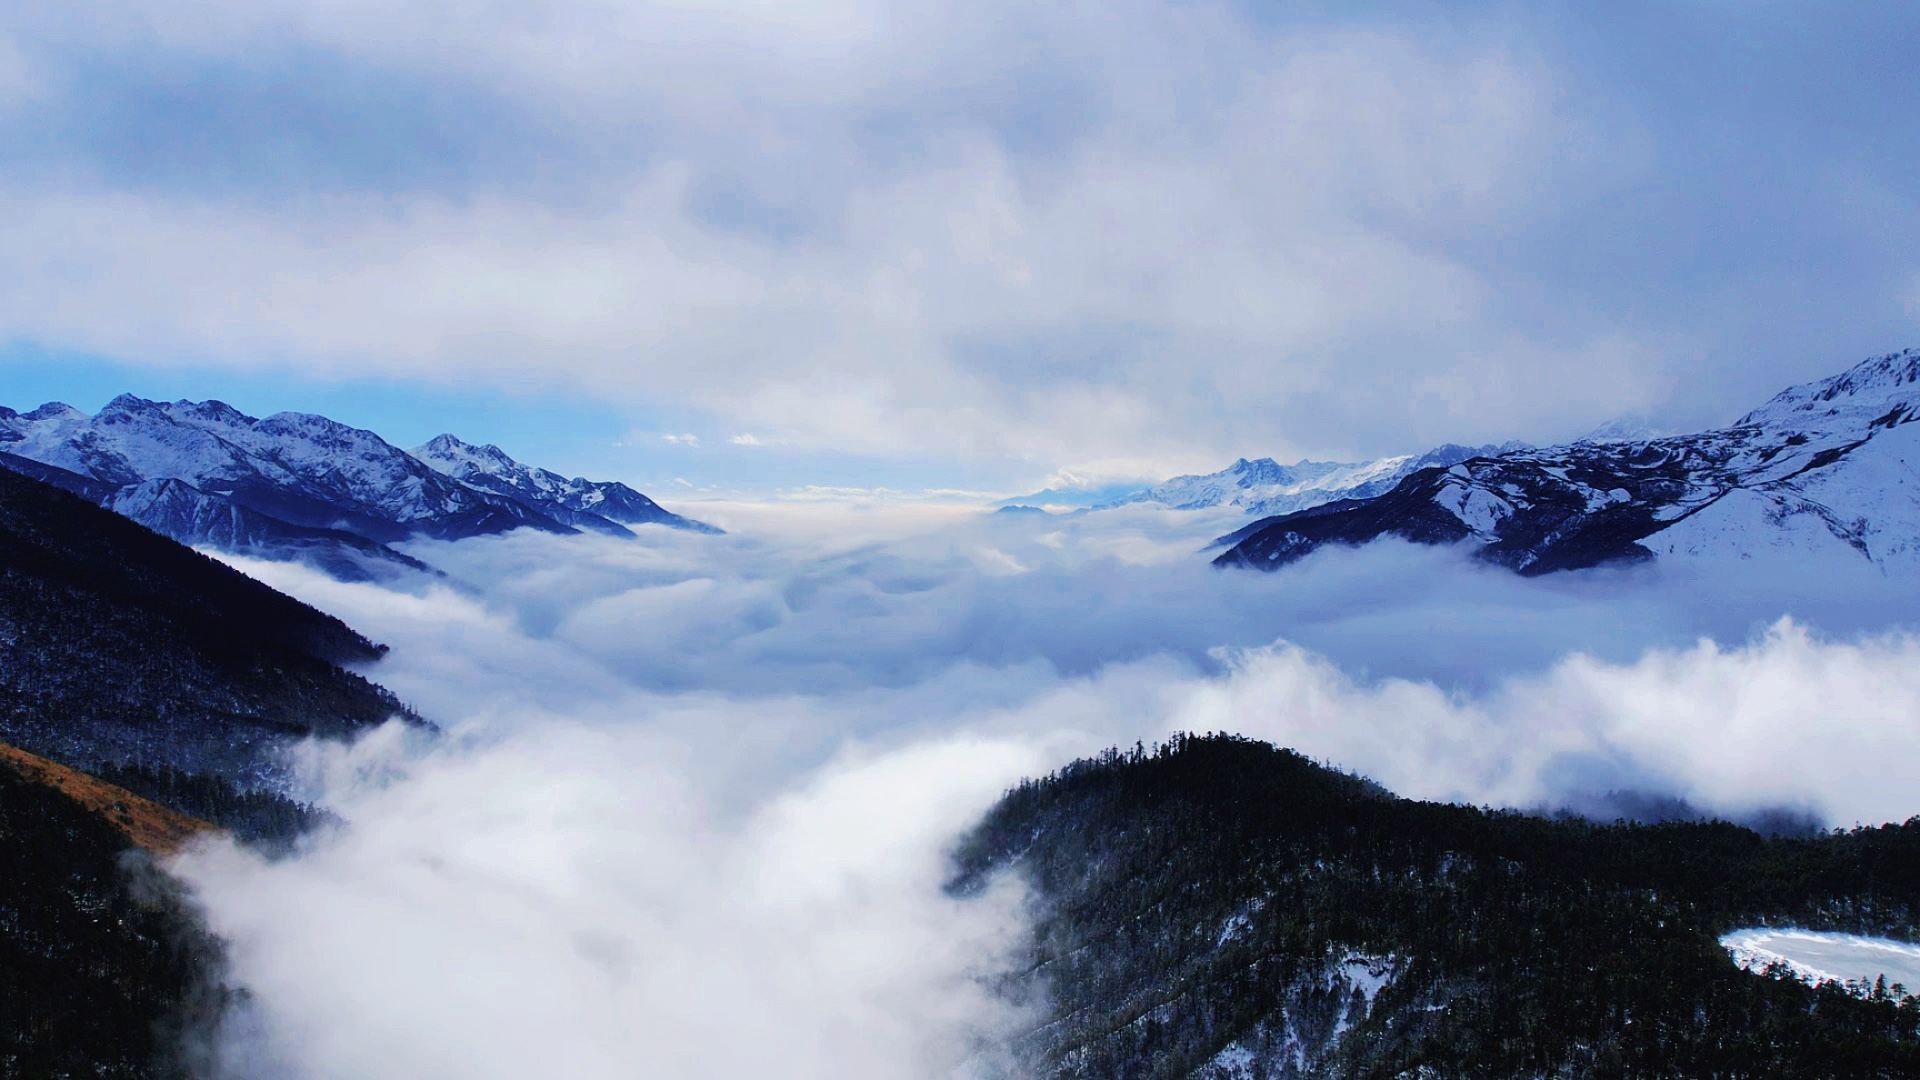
[0,4,1636,472]
[175,504,1920,1076]
[660,433,700,446]
[730,432,764,446]
[0,36,41,109]
[180,723,1037,1080]
[1902,271,1920,321]
[1189,622,1920,827]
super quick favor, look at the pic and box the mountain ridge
[411,432,722,535]
[1104,441,1532,519]
[1214,349,1920,575]
[0,395,719,578]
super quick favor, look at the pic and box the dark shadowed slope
[0,751,224,1079]
[954,735,1920,1079]
[0,467,438,1077]
[0,465,420,790]
[0,447,438,582]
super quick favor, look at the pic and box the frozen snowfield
[1722,929,1920,995]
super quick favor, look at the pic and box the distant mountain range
[1214,349,1920,575]
[996,446,1529,518]
[1032,349,1920,576]
[0,396,718,580]
[1102,442,1531,519]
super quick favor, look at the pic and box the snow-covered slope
[411,434,721,535]
[1107,442,1529,519]
[0,396,717,578]
[0,395,561,541]
[1216,349,1920,575]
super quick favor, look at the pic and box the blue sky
[3,1,1919,495]
[0,344,1020,496]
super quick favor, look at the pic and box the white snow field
[1722,929,1920,996]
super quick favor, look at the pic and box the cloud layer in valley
[169,507,1920,1078]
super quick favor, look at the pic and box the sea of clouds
[174,503,1920,1078]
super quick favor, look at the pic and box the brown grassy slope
[0,742,216,855]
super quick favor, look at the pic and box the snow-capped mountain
[996,481,1148,512]
[1575,416,1673,444]
[1105,443,1530,519]
[411,434,721,535]
[0,395,717,578]
[1216,349,1920,575]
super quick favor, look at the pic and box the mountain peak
[1119,444,1514,518]
[168,398,255,428]
[1576,419,1665,444]
[414,433,519,470]
[1739,347,1920,427]
[419,433,471,453]
[407,433,719,533]
[255,410,377,437]
[100,393,161,414]
[23,402,86,422]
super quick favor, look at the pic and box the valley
[5,353,1920,1077]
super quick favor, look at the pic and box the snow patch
[1722,928,1920,998]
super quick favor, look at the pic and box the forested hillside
[953,735,1920,1078]
[0,466,430,1075]
[0,466,420,817]
[0,754,223,1079]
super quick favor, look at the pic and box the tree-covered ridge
[952,734,1920,1079]
[0,467,413,1075]
[97,763,332,849]
[0,759,223,1079]
[0,465,422,785]
[0,743,214,856]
